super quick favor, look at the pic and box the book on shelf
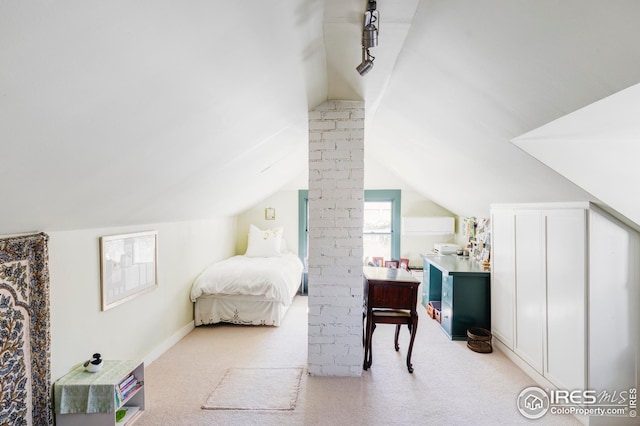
[119,378,139,395]
[121,382,142,400]
[118,373,136,389]
[114,374,141,407]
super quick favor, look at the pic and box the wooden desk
[363,267,420,373]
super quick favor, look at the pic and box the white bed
[190,226,303,326]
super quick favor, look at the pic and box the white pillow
[245,225,283,257]
[279,237,288,254]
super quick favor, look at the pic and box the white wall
[48,217,236,381]
[512,82,640,229]
[400,190,457,267]
[364,154,457,266]
[241,157,457,268]
[235,190,300,256]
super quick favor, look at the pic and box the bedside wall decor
[265,207,276,221]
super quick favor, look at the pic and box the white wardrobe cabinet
[491,202,639,424]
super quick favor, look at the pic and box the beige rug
[202,367,303,411]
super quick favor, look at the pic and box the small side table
[54,360,145,426]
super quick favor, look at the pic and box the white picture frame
[265,207,276,220]
[100,230,158,311]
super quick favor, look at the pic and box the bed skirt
[194,294,294,326]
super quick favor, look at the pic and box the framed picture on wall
[265,207,276,221]
[100,230,158,311]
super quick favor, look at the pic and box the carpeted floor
[136,296,582,425]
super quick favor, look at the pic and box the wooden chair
[364,309,418,373]
[363,268,420,373]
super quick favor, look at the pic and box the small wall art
[265,207,276,220]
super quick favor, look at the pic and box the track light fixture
[356,49,375,76]
[356,0,379,76]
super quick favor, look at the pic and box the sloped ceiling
[512,82,640,226]
[2,0,640,235]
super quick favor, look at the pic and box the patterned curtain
[0,233,52,426]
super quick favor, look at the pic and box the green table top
[421,253,490,276]
[54,360,140,414]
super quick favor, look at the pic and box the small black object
[84,353,102,367]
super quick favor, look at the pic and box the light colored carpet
[137,296,582,425]
[202,367,303,411]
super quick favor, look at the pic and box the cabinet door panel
[423,261,442,303]
[514,211,545,374]
[441,275,453,306]
[589,209,640,394]
[440,300,453,337]
[490,210,515,348]
[545,209,586,391]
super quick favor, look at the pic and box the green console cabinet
[421,254,491,340]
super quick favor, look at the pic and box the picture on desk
[384,260,399,268]
[372,257,384,267]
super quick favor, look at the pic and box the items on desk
[433,243,460,255]
[383,260,399,268]
[366,257,411,270]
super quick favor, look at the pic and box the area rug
[202,367,303,411]
[0,232,52,425]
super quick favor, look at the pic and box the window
[364,201,393,262]
[363,190,401,262]
[298,190,309,294]
[298,189,401,275]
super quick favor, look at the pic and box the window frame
[364,189,401,261]
[298,189,402,274]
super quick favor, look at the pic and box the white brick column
[307,100,364,376]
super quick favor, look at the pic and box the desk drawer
[370,284,415,309]
[440,300,453,337]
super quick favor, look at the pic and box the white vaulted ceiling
[2,0,640,235]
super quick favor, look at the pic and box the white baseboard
[143,320,194,367]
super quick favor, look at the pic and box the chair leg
[406,316,418,373]
[363,315,374,370]
[362,313,366,347]
[394,324,401,351]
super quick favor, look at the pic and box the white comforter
[189,253,304,305]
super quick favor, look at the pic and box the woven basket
[467,327,492,353]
